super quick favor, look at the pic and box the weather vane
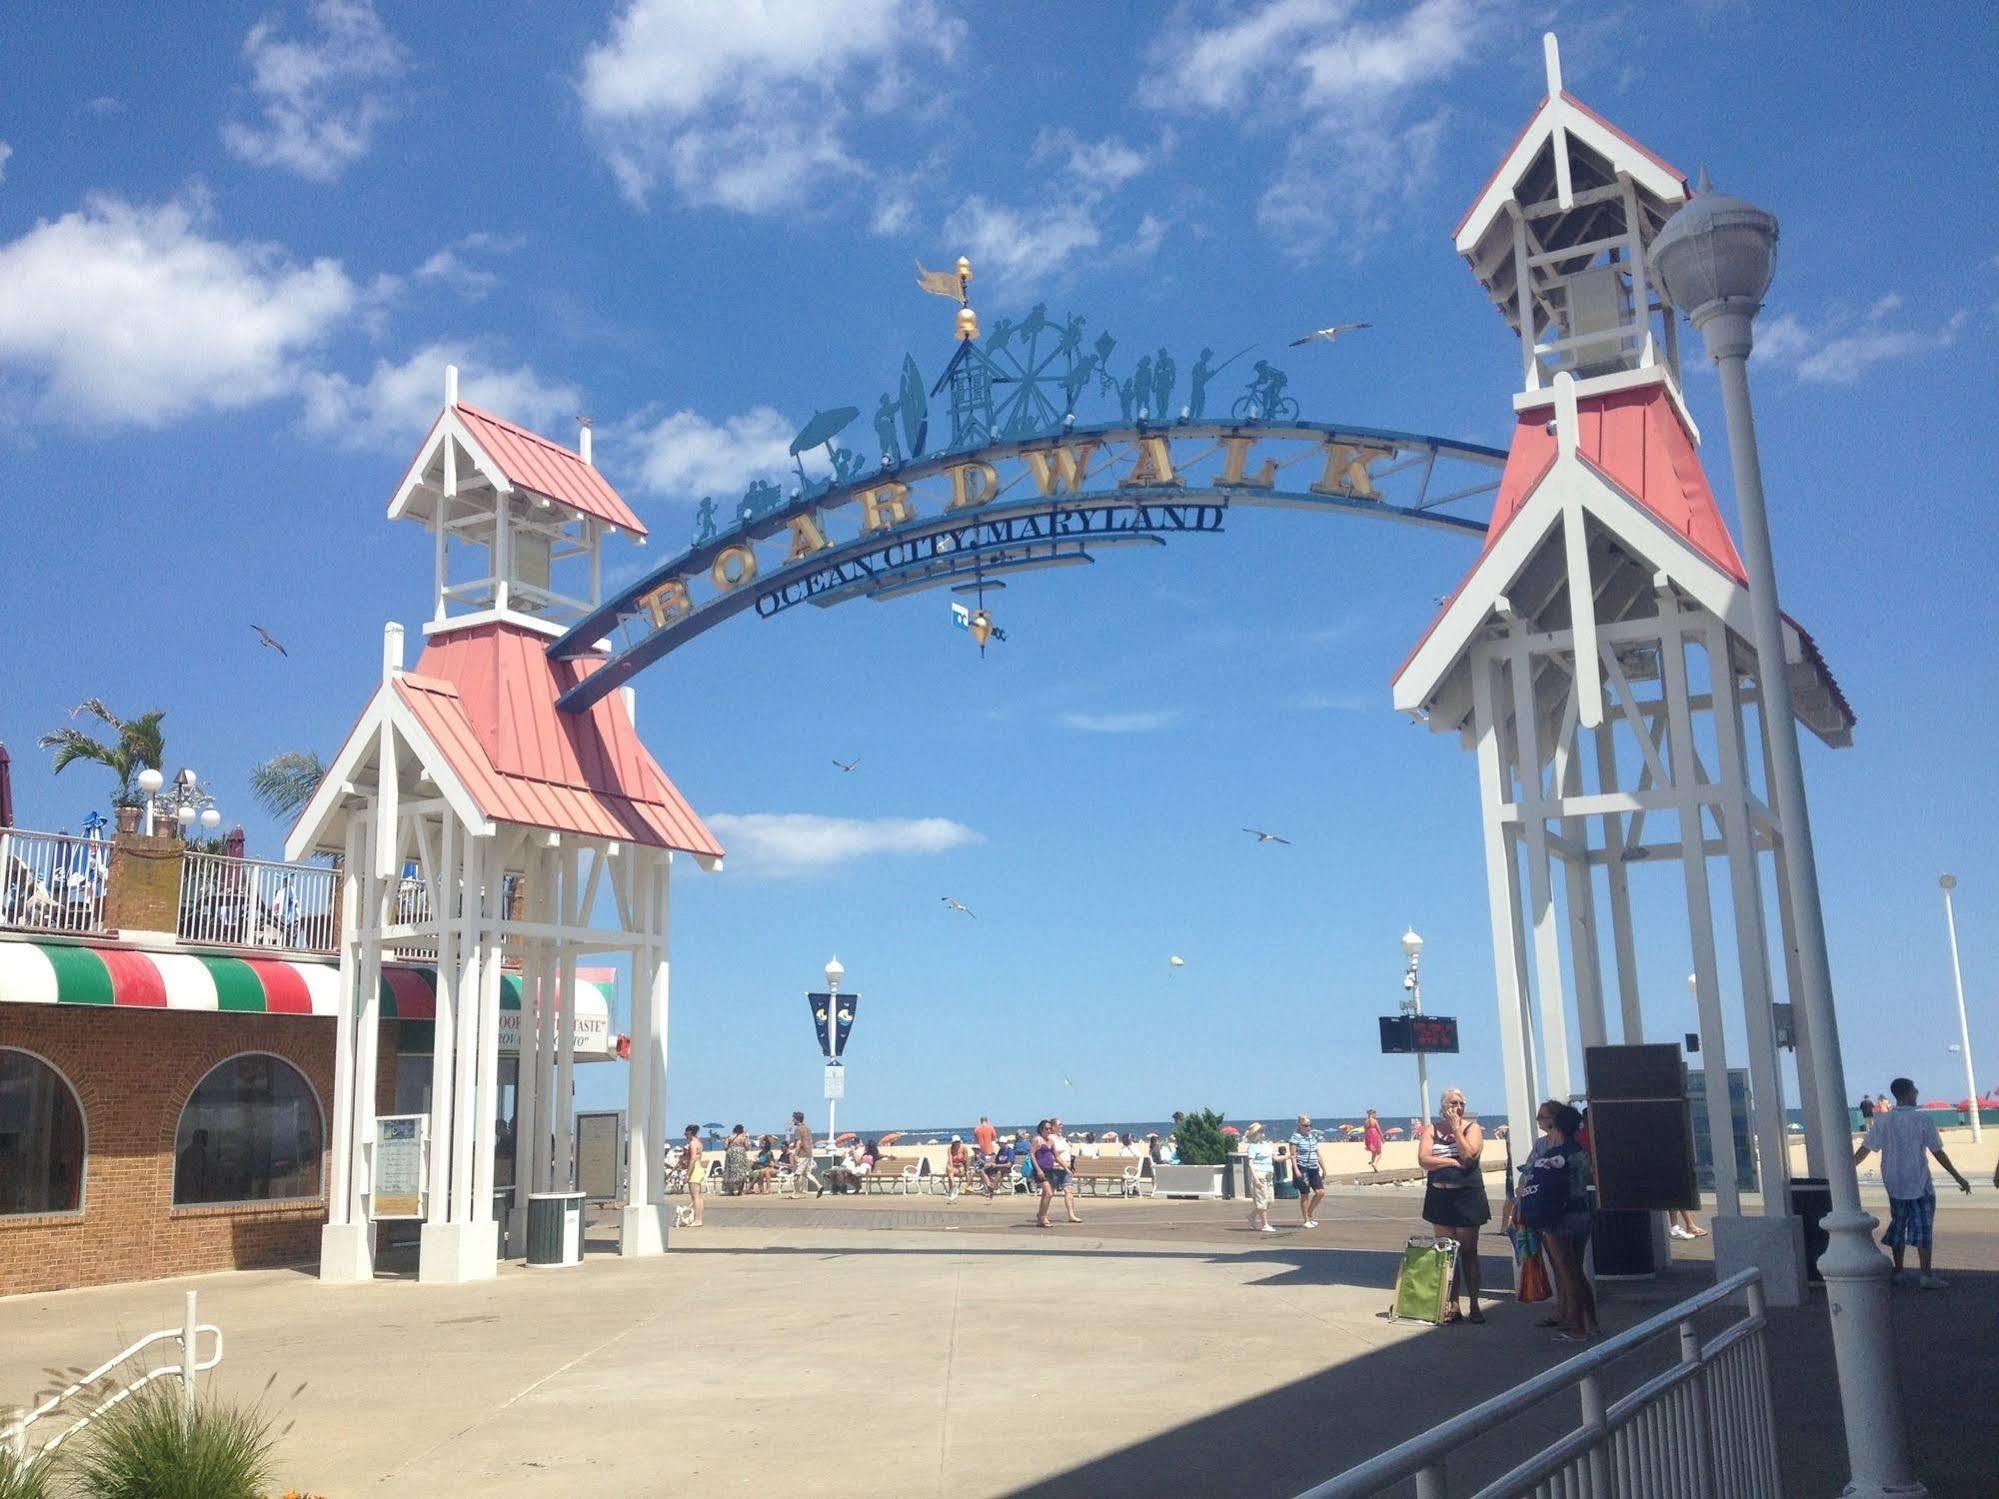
[916,255,978,341]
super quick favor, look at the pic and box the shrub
[65,1382,275,1499]
[1173,1108,1230,1165]
[0,1447,58,1499]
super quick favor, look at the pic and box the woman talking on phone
[1418,1087,1490,1323]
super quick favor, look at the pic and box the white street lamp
[137,767,164,836]
[1653,175,1924,1498]
[1400,928,1430,1125]
[824,957,845,1166]
[1939,876,1979,1143]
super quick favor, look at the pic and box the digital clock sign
[1379,1015,1460,1054]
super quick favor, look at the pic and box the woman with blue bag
[1516,1102,1597,1342]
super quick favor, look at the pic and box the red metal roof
[454,403,649,540]
[396,622,721,858]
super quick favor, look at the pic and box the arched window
[0,1048,86,1215]
[174,1053,323,1206]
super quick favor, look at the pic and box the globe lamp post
[1400,928,1429,1126]
[1652,176,1926,1499]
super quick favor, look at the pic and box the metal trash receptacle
[526,1191,585,1267]
[1274,1155,1299,1199]
[492,1186,515,1258]
[1789,1177,1833,1284]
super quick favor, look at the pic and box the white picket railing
[178,850,337,953]
[0,828,110,936]
[1294,1268,1782,1499]
[2,1291,222,1461]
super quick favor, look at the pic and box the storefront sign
[498,1005,612,1058]
[371,1114,426,1220]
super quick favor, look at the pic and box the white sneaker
[1259,1224,1278,1233]
[1918,1275,1947,1289]
[1669,1225,1693,1240]
[1304,1219,1319,1228]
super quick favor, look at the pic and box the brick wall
[0,1008,396,1297]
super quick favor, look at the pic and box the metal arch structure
[547,306,1508,714]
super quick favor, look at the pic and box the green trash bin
[526,1192,585,1268]
[1275,1154,1299,1199]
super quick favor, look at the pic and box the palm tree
[37,699,167,806]
[248,750,326,823]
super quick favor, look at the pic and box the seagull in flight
[1243,828,1292,845]
[832,757,861,773]
[251,624,288,657]
[941,896,977,919]
[1289,321,1373,348]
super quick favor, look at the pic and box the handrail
[3,1290,221,1460]
[1293,1268,1766,1498]
[178,848,336,954]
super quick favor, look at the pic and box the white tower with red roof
[290,372,721,1284]
[1393,36,1853,1304]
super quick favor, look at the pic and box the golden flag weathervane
[915,256,979,339]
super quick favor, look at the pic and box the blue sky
[1,1,1995,1135]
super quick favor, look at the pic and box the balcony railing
[0,828,111,936]
[178,849,337,954]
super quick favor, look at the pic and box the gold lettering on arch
[1118,436,1179,488]
[1311,442,1391,499]
[1020,441,1100,496]
[640,578,693,627]
[785,510,831,562]
[1218,436,1278,489]
[945,460,1001,511]
[857,481,916,534]
[712,545,759,590]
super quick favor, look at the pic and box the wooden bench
[861,1156,925,1193]
[1070,1155,1150,1197]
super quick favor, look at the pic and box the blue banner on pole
[808,993,833,1057]
[834,994,858,1057]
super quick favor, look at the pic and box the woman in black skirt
[1418,1087,1490,1323]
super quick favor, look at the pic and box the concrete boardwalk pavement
[3,1185,1994,1496]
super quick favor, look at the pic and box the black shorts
[1423,1179,1491,1229]
[1297,1165,1324,1191]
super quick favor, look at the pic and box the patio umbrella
[0,742,12,828]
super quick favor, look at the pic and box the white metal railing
[178,849,336,953]
[393,875,437,959]
[0,828,110,936]
[3,1291,221,1460]
[1295,1269,1781,1499]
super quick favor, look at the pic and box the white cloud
[705,812,982,876]
[299,340,580,451]
[83,97,125,117]
[0,191,355,426]
[613,405,797,500]
[1143,0,1493,258]
[412,232,520,301]
[944,195,1103,288]
[578,0,961,212]
[941,131,1164,290]
[222,0,405,181]
[1059,710,1181,733]
[0,142,11,185]
[1753,298,1969,384]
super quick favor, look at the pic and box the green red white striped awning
[0,942,616,1058]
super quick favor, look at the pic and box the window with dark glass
[173,1054,322,1205]
[0,1049,86,1215]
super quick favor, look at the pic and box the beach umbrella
[835,1132,858,1144]
[1385,1126,1405,1139]
[1918,1101,1958,1111]
[878,1131,905,1145]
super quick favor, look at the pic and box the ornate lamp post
[135,767,221,840]
[1652,176,1927,1499]
[1400,928,1430,1126]
[1939,876,1979,1143]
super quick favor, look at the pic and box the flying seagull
[1169,955,1186,970]
[1289,321,1373,348]
[1243,828,1292,845]
[251,625,288,657]
[833,757,861,773]
[942,896,977,919]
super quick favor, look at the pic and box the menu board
[576,1111,624,1201]
[371,1116,425,1219]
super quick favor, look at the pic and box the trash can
[526,1191,586,1268]
[1275,1154,1299,1199]
[492,1186,515,1258]
[1789,1177,1833,1285]
[1591,1209,1657,1279]
[1222,1152,1243,1200]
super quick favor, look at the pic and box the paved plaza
[4,1179,1995,1497]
